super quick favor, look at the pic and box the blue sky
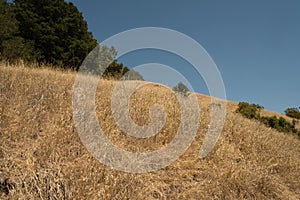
[68,0,300,113]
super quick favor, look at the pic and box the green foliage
[103,60,128,78]
[103,60,144,80]
[0,1,18,42]
[284,107,300,119]
[1,0,139,79]
[81,45,117,75]
[0,1,17,43]
[237,101,299,137]
[7,0,98,67]
[292,119,298,127]
[80,45,144,80]
[260,116,294,133]
[122,69,144,81]
[172,82,190,96]
[236,102,263,119]
[0,0,31,62]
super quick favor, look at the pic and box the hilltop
[0,64,299,199]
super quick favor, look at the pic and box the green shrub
[236,102,263,119]
[237,102,300,137]
[260,116,294,133]
[292,119,298,127]
[173,82,190,97]
[284,107,300,119]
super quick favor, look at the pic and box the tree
[80,45,117,75]
[103,60,129,79]
[122,69,144,81]
[80,45,144,80]
[103,60,144,80]
[13,0,97,68]
[1,0,140,79]
[0,0,32,62]
[0,0,17,47]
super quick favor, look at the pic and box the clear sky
[68,0,300,113]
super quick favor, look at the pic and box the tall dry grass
[0,64,299,199]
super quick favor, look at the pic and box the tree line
[0,0,143,80]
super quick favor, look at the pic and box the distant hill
[0,64,299,199]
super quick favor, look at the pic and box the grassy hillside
[0,64,299,199]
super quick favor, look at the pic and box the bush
[236,102,263,119]
[237,102,300,137]
[260,116,278,128]
[173,82,190,96]
[284,107,300,119]
[260,116,294,133]
[292,119,299,127]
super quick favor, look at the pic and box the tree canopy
[12,0,98,68]
[0,0,30,61]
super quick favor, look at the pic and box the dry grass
[0,63,299,199]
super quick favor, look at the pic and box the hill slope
[0,65,299,199]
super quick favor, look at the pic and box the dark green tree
[0,0,32,62]
[13,0,97,68]
[0,1,15,37]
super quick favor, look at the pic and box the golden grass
[0,64,299,199]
